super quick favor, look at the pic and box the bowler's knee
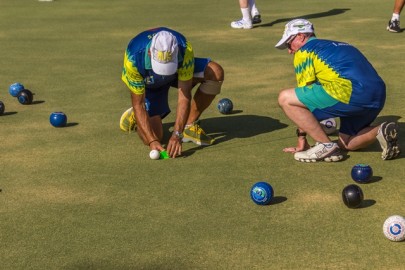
[278,89,290,108]
[205,61,224,82]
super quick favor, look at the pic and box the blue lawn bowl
[250,182,274,205]
[217,98,233,114]
[9,83,25,97]
[50,112,67,127]
[351,164,373,183]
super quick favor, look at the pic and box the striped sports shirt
[122,27,195,95]
[294,38,385,108]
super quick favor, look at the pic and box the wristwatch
[172,130,183,140]
[296,129,307,137]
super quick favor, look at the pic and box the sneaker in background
[387,19,401,33]
[231,19,253,29]
[252,14,262,24]
[376,122,400,160]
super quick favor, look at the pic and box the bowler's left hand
[167,137,182,158]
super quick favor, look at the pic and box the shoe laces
[192,123,206,135]
[233,19,250,25]
[129,113,136,129]
[130,113,136,122]
[391,19,400,27]
[314,142,336,148]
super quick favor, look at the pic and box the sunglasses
[286,35,297,50]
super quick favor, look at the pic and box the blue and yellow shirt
[122,27,194,95]
[294,38,386,108]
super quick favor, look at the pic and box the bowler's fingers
[283,147,298,153]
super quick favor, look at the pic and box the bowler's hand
[167,136,182,158]
[149,140,165,152]
[283,137,310,153]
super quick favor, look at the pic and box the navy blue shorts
[296,83,383,136]
[145,57,210,119]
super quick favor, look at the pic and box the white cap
[150,31,179,75]
[275,19,314,49]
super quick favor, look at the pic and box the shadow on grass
[163,114,288,157]
[357,175,383,184]
[358,199,376,209]
[51,122,79,128]
[164,114,287,146]
[66,122,79,127]
[258,8,351,28]
[0,100,45,116]
[204,114,288,142]
[269,196,287,205]
[1,111,18,116]
[376,115,402,124]
[368,175,383,184]
[31,100,45,105]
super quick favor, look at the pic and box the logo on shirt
[145,76,155,85]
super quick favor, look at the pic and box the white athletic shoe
[376,122,400,160]
[231,19,253,29]
[294,142,343,163]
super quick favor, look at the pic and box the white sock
[241,7,251,22]
[392,13,400,21]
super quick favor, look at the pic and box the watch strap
[173,130,183,139]
[296,129,307,137]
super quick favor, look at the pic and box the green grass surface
[0,0,404,269]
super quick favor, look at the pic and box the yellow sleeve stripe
[295,51,352,104]
[178,41,194,81]
[122,52,145,95]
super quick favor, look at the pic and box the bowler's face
[287,34,306,54]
